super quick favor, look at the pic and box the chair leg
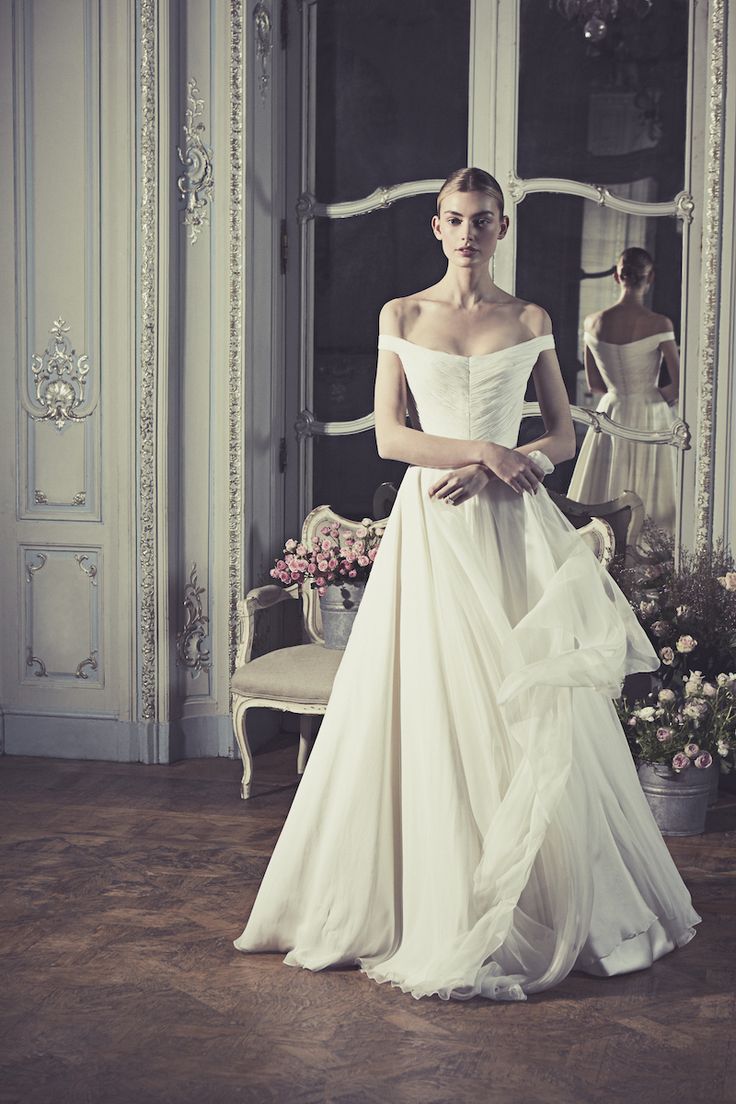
[232,697,254,799]
[297,715,317,774]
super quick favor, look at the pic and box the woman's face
[431,190,508,268]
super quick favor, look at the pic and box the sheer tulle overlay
[568,332,678,530]
[234,334,700,1001]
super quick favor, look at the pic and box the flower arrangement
[617,670,736,772]
[612,530,736,689]
[270,519,381,597]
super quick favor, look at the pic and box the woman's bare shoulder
[583,309,604,334]
[517,299,553,337]
[378,294,429,337]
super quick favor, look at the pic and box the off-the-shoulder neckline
[378,333,554,360]
[584,331,675,347]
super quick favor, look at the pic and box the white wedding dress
[568,332,679,531]
[234,333,701,1002]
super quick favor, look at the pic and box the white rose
[658,689,676,704]
[702,682,717,697]
[636,706,656,721]
[717,738,731,756]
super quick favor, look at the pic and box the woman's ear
[497,215,510,240]
[613,270,621,286]
[431,214,442,240]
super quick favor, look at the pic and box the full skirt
[234,467,700,1001]
[567,393,678,531]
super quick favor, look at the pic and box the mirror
[515,194,685,531]
[514,0,691,534]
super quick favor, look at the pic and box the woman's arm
[374,347,493,469]
[583,345,607,394]
[374,300,503,470]
[658,333,680,405]
[515,347,577,465]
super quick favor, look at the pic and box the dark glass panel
[315,0,470,203]
[517,0,689,198]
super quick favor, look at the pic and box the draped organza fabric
[234,335,700,1001]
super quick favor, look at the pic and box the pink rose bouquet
[270,518,382,598]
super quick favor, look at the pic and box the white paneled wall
[0,0,138,758]
[0,0,734,763]
[0,0,244,761]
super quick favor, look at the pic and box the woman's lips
[458,247,478,255]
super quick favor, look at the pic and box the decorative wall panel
[14,0,102,522]
[21,546,101,686]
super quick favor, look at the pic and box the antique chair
[231,498,615,799]
[231,505,387,799]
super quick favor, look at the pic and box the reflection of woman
[235,172,699,1002]
[568,247,680,532]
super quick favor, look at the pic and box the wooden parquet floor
[1,743,734,1104]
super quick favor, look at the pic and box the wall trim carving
[177,77,214,244]
[176,564,212,678]
[23,318,99,430]
[694,0,725,551]
[75,651,98,679]
[228,0,245,675]
[137,0,158,721]
[253,1,273,101]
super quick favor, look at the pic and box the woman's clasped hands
[428,445,546,506]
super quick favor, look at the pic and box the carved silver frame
[694,0,724,550]
[137,0,158,722]
[228,0,244,673]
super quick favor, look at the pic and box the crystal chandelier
[553,0,654,43]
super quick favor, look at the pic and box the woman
[234,170,700,1002]
[568,247,681,531]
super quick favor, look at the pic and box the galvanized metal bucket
[319,582,366,650]
[638,761,712,836]
[708,759,720,807]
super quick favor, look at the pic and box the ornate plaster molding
[75,651,98,680]
[253,2,273,101]
[23,319,99,430]
[34,489,87,507]
[176,564,211,678]
[694,0,725,551]
[507,173,694,223]
[25,552,47,582]
[26,650,47,678]
[177,78,214,244]
[137,0,158,721]
[74,553,98,586]
[228,0,245,674]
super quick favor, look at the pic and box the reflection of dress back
[568,330,677,531]
[585,331,674,409]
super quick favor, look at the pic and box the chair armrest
[236,584,299,667]
[577,517,615,570]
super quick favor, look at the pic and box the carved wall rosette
[177,78,214,244]
[22,319,99,430]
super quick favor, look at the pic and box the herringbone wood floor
[1,744,734,1104]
